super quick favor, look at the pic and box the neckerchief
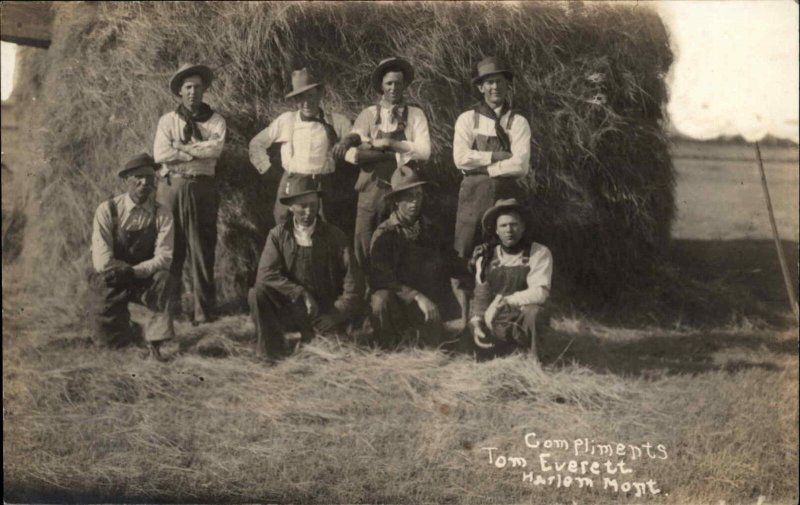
[176,103,214,144]
[300,108,339,147]
[375,100,407,134]
[390,210,422,242]
[473,101,511,152]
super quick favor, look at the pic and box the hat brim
[118,164,157,178]
[279,189,323,205]
[384,180,431,200]
[481,202,530,235]
[371,58,415,93]
[170,65,214,96]
[285,82,322,99]
[471,70,514,86]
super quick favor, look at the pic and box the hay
[17,1,674,313]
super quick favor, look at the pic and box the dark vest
[108,198,158,265]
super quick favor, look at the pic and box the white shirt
[344,103,431,167]
[91,193,174,278]
[153,110,227,176]
[453,106,531,178]
[249,110,352,175]
[293,218,317,247]
[474,242,552,307]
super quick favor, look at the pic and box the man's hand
[315,312,345,333]
[302,291,319,318]
[491,151,513,163]
[103,264,135,286]
[472,319,495,349]
[332,135,359,160]
[171,140,186,152]
[371,138,395,151]
[415,294,440,323]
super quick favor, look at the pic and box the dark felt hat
[481,198,531,235]
[371,57,414,93]
[118,153,158,178]
[471,56,514,85]
[278,173,324,204]
[285,68,323,99]
[169,63,214,96]
[384,165,430,199]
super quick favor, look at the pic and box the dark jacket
[255,218,364,316]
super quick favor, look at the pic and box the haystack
[14,1,674,312]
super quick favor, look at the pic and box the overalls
[353,105,410,269]
[453,110,525,259]
[87,199,176,347]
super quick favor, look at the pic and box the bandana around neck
[176,103,214,144]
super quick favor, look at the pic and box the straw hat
[169,63,214,96]
[471,56,514,85]
[371,57,414,93]
[285,68,323,99]
[278,174,324,204]
[118,153,158,178]
[481,198,531,235]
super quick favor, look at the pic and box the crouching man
[87,153,177,360]
[248,176,364,360]
[470,199,552,361]
[369,166,471,348]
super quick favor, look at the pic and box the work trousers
[157,175,218,321]
[87,270,177,347]
[471,304,548,360]
[369,289,444,349]
[248,285,350,359]
[354,178,391,270]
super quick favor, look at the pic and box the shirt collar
[379,98,405,111]
[293,216,317,234]
[123,193,155,214]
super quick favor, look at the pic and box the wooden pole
[754,142,799,324]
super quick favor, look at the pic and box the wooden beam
[1,1,53,49]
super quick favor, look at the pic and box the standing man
[332,57,431,269]
[249,68,353,230]
[369,166,471,348]
[248,177,364,360]
[87,153,177,360]
[154,63,227,325]
[469,199,552,361]
[452,56,532,322]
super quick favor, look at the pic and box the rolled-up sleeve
[453,112,493,171]
[180,114,227,160]
[132,208,174,278]
[486,115,531,178]
[504,243,552,307]
[154,114,193,164]
[397,107,431,163]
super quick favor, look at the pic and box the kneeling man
[248,176,364,359]
[88,153,177,360]
[470,199,552,360]
[370,166,471,347]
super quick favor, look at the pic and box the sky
[1,1,799,142]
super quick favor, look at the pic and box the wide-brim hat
[371,57,414,93]
[118,153,158,178]
[471,56,514,86]
[169,63,214,96]
[278,173,324,204]
[285,68,323,99]
[384,165,431,200]
[481,198,531,235]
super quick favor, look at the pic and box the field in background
[3,140,799,504]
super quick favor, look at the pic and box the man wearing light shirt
[249,68,353,230]
[469,199,552,361]
[332,57,431,269]
[452,56,532,323]
[87,153,177,360]
[154,63,226,325]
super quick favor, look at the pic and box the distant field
[671,140,799,242]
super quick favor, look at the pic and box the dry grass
[3,302,797,504]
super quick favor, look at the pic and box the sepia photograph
[2,1,798,503]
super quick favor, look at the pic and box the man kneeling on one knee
[88,153,177,360]
[248,176,364,359]
[470,198,552,360]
